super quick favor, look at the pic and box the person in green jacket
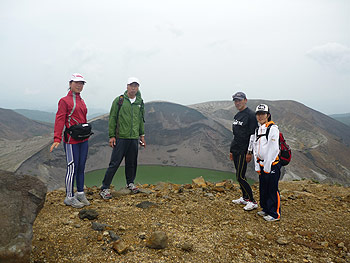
[100,77,146,199]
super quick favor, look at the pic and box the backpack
[255,125,291,166]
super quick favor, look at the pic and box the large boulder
[0,170,47,263]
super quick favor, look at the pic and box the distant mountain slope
[15,100,350,190]
[0,108,53,172]
[330,113,350,127]
[14,109,56,124]
[14,108,107,123]
[0,108,52,140]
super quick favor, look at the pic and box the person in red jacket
[50,73,91,208]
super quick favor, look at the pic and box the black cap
[232,92,247,100]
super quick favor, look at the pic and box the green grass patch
[85,165,253,189]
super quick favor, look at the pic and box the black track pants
[232,153,255,202]
[101,138,138,189]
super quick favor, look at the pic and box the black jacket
[230,107,257,154]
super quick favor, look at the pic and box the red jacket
[53,90,88,144]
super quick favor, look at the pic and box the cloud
[306,43,350,74]
[207,39,231,49]
[67,42,104,76]
[122,47,161,69]
[24,88,40,95]
[155,22,184,38]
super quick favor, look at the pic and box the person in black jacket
[230,92,258,211]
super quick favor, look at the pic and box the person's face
[256,112,269,125]
[234,98,247,112]
[70,81,85,93]
[127,82,139,98]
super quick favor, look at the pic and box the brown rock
[0,171,46,263]
[112,239,128,254]
[246,232,254,240]
[212,186,225,192]
[215,182,226,187]
[276,237,289,245]
[146,231,168,249]
[224,181,234,189]
[181,241,193,251]
[192,177,207,187]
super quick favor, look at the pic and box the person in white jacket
[246,104,282,222]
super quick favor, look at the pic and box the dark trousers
[102,138,139,189]
[64,141,89,197]
[232,152,255,202]
[259,163,281,219]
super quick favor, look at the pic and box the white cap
[255,104,269,113]
[70,73,86,83]
[127,77,140,85]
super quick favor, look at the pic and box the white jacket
[248,121,279,173]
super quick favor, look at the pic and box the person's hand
[50,142,60,152]
[229,153,233,161]
[109,137,116,148]
[246,153,252,163]
[140,136,146,148]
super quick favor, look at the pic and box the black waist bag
[65,123,93,141]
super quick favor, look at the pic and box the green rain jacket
[108,90,145,139]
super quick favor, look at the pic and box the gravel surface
[31,180,350,263]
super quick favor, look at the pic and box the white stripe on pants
[64,143,75,197]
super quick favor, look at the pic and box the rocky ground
[30,179,350,263]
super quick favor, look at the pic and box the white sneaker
[263,215,280,222]
[243,201,258,211]
[64,196,84,208]
[232,197,248,205]
[100,188,112,200]
[75,192,90,206]
[127,183,140,194]
[257,211,268,217]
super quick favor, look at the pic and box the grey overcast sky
[0,0,349,115]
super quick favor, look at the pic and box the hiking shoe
[64,196,84,208]
[75,192,90,206]
[100,189,112,200]
[263,215,280,222]
[243,201,258,211]
[232,197,248,205]
[127,183,140,194]
[257,211,268,217]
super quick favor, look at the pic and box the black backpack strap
[255,125,272,142]
[115,95,124,138]
[116,95,124,121]
[265,125,271,140]
[140,99,145,122]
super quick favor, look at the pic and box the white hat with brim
[127,77,140,85]
[70,73,86,83]
[255,104,269,113]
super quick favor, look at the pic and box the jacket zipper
[130,100,134,137]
